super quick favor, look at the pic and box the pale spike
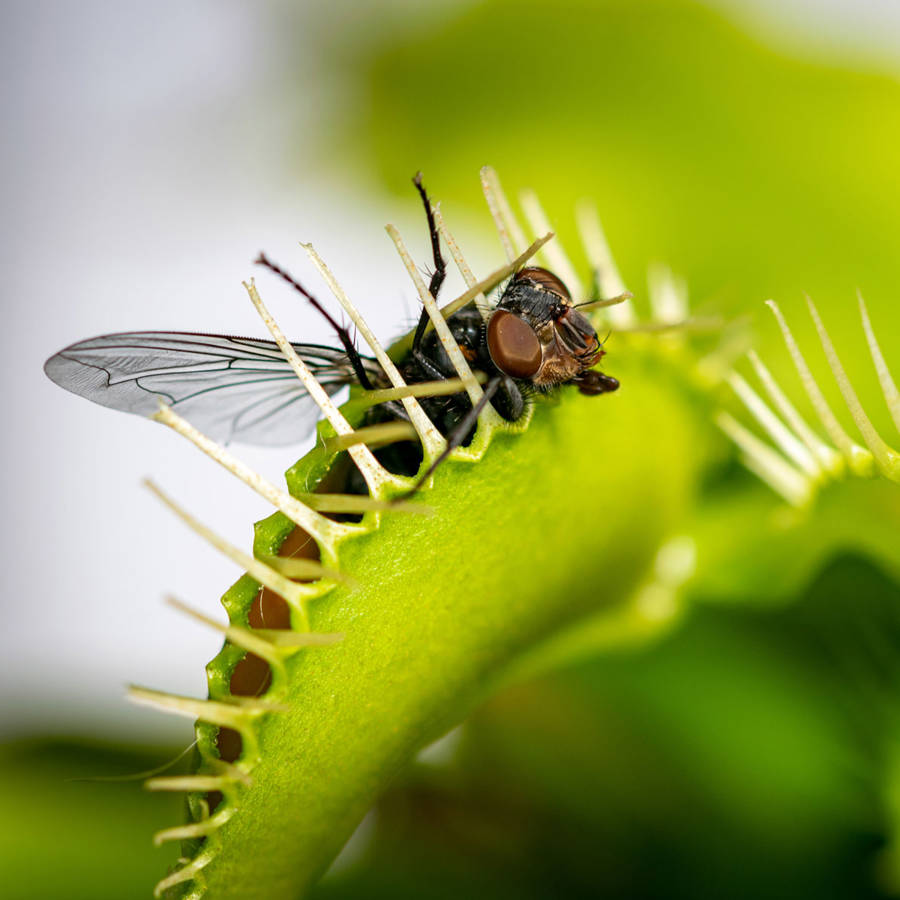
[807,297,900,481]
[165,596,285,666]
[747,350,843,474]
[145,774,239,793]
[153,850,213,898]
[299,242,444,457]
[208,758,253,784]
[716,412,813,507]
[435,232,553,321]
[858,292,900,435]
[647,263,689,323]
[253,629,344,647]
[575,292,633,313]
[153,403,348,548]
[432,204,491,319]
[359,373,485,406]
[766,300,874,477]
[144,478,314,628]
[519,189,583,297]
[387,224,490,417]
[324,421,418,452]
[127,686,279,729]
[727,372,820,478]
[153,808,235,846]
[481,165,529,259]
[575,199,636,327]
[391,235,553,357]
[613,317,721,334]
[244,279,394,496]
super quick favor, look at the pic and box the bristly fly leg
[255,253,376,390]
[410,173,451,381]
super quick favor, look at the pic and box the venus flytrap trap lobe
[45,168,709,900]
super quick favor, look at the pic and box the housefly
[44,175,619,489]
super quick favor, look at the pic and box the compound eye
[487,310,542,378]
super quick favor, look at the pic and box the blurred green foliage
[0,739,184,899]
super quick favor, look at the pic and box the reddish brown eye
[515,266,571,300]
[487,310,542,378]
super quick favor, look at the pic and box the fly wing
[44,331,364,446]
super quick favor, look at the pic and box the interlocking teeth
[359,374,485,406]
[727,372,820,479]
[244,278,400,496]
[153,849,214,898]
[153,807,236,846]
[716,411,814,508]
[145,773,243,793]
[746,349,843,476]
[432,204,492,320]
[387,223,486,412]
[859,292,900,434]
[766,299,873,476]
[481,165,528,260]
[433,232,553,322]
[806,296,900,481]
[648,263,689,325]
[127,685,284,729]
[519,189,582,296]
[721,294,900,504]
[575,199,636,327]
[153,402,351,549]
[144,479,318,628]
[323,420,418,452]
[300,242,441,461]
[165,596,285,666]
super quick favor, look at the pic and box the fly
[44,174,619,493]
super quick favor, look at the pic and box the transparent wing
[44,331,365,446]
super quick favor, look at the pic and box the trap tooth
[386,222,485,412]
[519,189,582,298]
[145,479,314,627]
[244,278,396,497]
[480,165,528,260]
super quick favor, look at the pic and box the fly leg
[410,172,451,381]
[396,375,502,500]
[255,253,376,390]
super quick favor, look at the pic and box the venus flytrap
[51,169,714,899]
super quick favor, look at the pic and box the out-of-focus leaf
[0,738,184,900]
